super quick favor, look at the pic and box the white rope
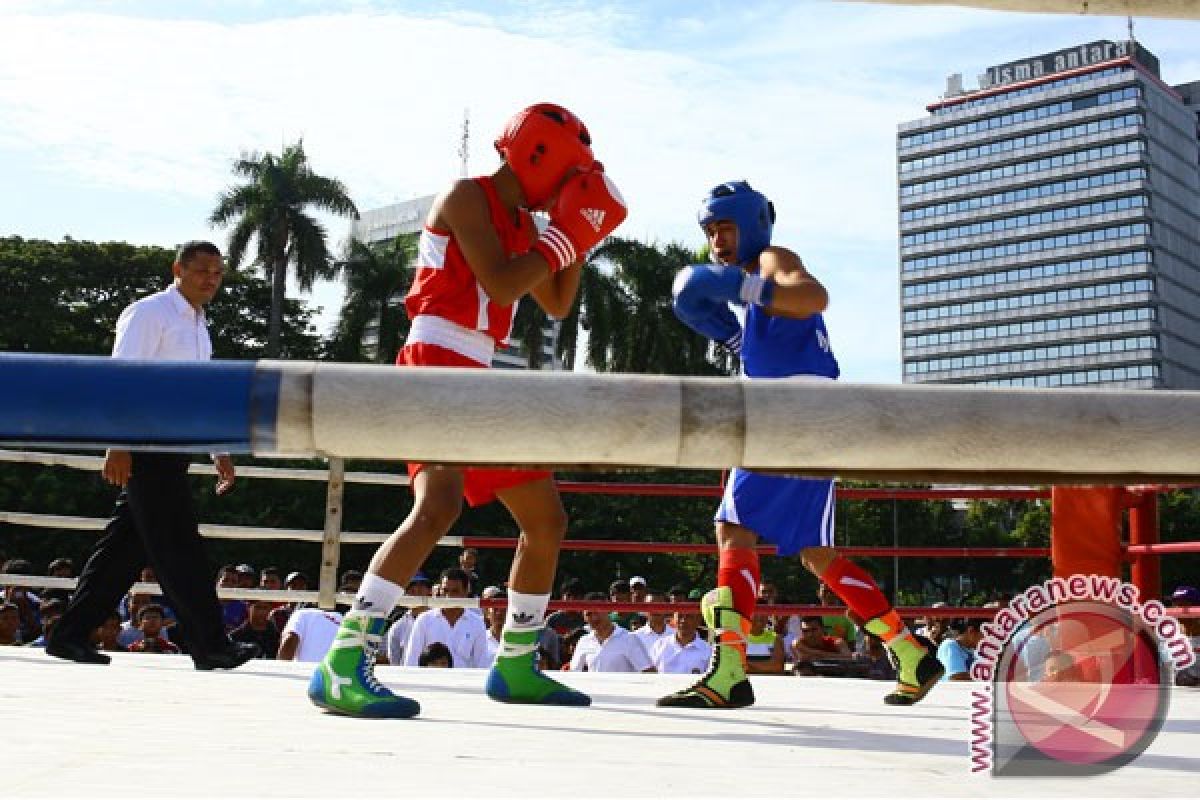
[0,511,466,547]
[0,448,409,486]
[0,574,483,608]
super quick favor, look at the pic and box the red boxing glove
[533,166,628,273]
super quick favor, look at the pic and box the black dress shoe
[192,641,260,671]
[46,637,111,665]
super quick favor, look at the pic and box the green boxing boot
[308,610,420,718]
[865,616,945,706]
[486,626,590,706]
[657,587,755,709]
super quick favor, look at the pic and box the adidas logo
[581,207,605,232]
[512,612,537,625]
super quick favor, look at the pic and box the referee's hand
[214,454,236,495]
[102,449,132,487]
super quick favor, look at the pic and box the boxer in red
[309,103,627,718]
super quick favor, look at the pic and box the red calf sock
[717,547,760,620]
[819,555,891,622]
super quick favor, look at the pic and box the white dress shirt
[384,612,419,664]
[633,622,676,656]
[651,633,713,675]
[569,626,653,673]
[113,285,212,361]
[402,608,489,668]
[281,608,343,663]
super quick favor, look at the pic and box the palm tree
[553,237,734,375]
[328,234,418,363]
[209,140,358,357]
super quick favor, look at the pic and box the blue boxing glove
[672,264,774,309]
[673,265,766,352]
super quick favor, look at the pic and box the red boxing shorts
[396,342,553,507]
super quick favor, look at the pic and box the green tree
[209,140,358,358]
[327,234,418,363]
[528,236,734,375]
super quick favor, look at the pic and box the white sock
[505,590,549,630]
[353,573,404,615]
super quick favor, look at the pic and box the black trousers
[55,453,227,656]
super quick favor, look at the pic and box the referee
[47,241,259,669]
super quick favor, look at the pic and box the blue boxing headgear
[697,180,775,266]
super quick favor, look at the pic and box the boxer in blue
[660,181,943,709]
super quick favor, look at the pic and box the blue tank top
[739,303,840,379]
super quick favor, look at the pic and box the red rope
[459,536,1051,558]
[475,600,1200,618]
[556,482,1052,500]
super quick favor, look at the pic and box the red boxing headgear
[494,103,594,209]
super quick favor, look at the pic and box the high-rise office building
[898,40,1200,389]
[349,196,563,369]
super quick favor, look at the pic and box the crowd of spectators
[2,552,1198,688]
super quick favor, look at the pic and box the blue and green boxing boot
[308,610,420,718]
[657,587,755,709]
[485,626,590,706]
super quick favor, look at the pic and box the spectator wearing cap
[608,579,637,630]
[260,567,284,595]
[915,602,949,644]
[632,590,675,656]
[216,565,248,633]
[937,619,982,681]
[478,586,561,669]
[42,558,76,604]
[569,592,655,673]
[546,578,585,636]
[235,564,257,589]
[231,600,281,659]
[403,568,488,669]
[383,572,433,665]
[627,576,650,630]
[268,571,310,633]
[1172,585,1200,687]
[650,608,710,674]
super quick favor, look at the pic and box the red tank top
[404,176,535,350]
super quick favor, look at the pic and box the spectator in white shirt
[632,590,675,655]
[569,593,655,673]
[651,609,711,675]
[278,607,345,662]
[403,568,488,669]
[382,572,433,664]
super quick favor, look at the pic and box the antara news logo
[967,574,1194,776]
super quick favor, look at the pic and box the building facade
[897,40,1200,389]
[349,195,563,369]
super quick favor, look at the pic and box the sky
[2,0,1198,381]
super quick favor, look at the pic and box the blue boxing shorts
[715,468,835,555]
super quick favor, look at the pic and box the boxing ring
[2,354,1200,796]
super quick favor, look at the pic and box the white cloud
[2,2,1199,381]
